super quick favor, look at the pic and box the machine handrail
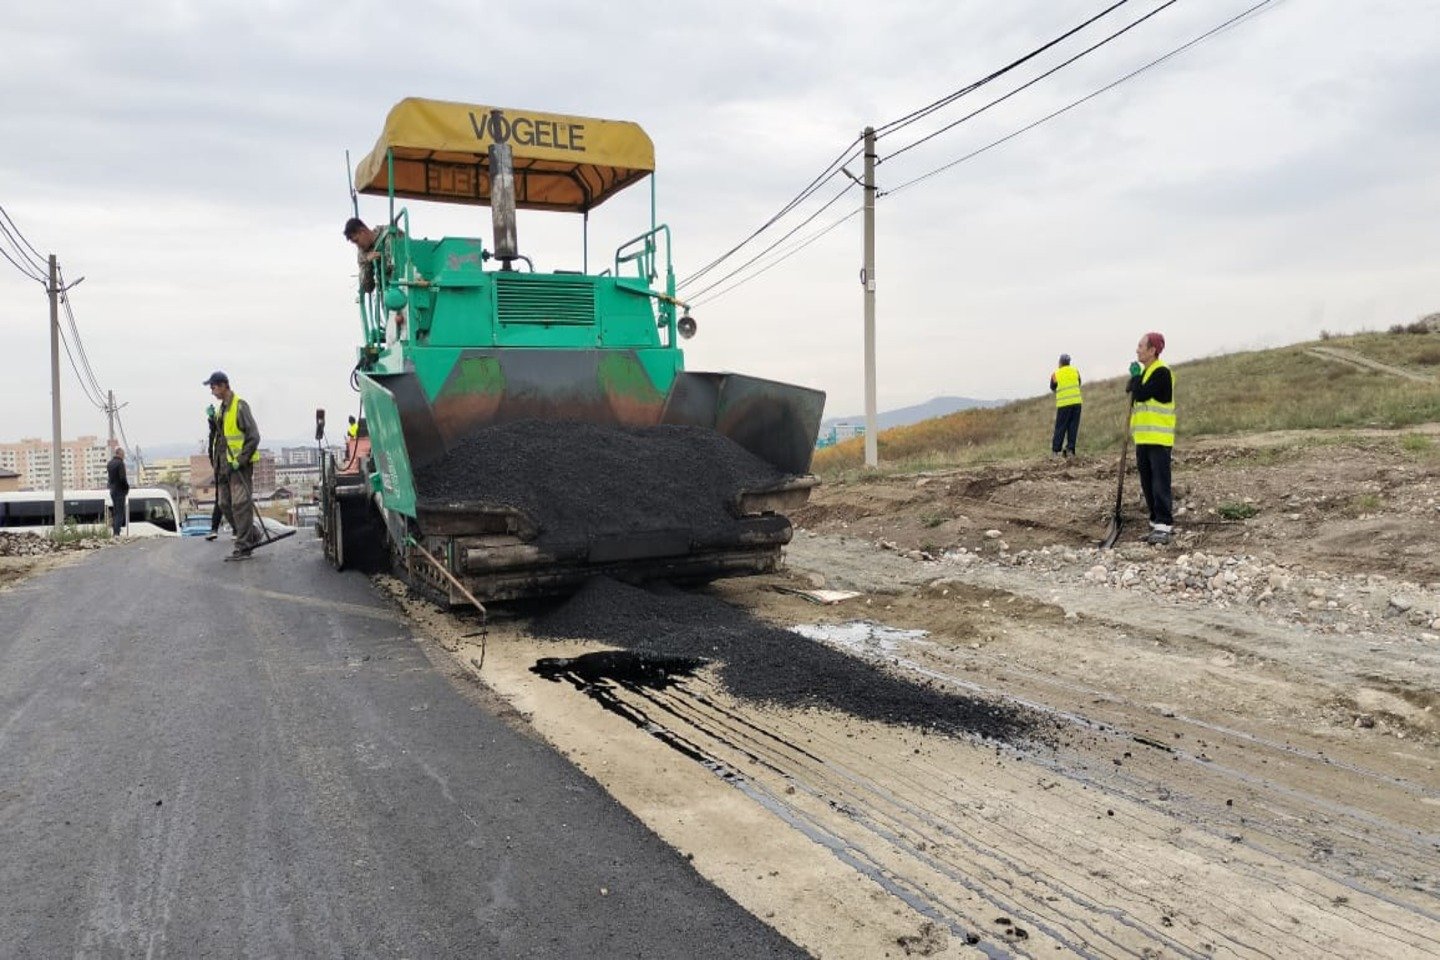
[613,224,679,339]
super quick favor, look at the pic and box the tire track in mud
[885,636,1440,906]
[531,638,1440,959]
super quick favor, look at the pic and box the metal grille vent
[495,274,596,325]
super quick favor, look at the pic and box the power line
[0,240,44,284]
[678,0,1146,295]
[0,205,46,267]
[884,0,1184,164]
[684,180,859,302]
[678,136,863,290]
[56,322,108,411]
[884,0,1278,198]
[57,266,108,402]
[691,205,862,308]
[875,0,1133,138]
[0,204,48,283]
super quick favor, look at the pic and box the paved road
[0,535,806,959]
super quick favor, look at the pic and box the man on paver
[1049,353,1082,457]
[107,446,129,536]
[343,217,386,294]
[1126,332,1176,545]
[204,371,263,560]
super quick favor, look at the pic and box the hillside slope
[814,329,1440,474]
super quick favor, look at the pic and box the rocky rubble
[914,540,1440,642]
[0,532,109,557]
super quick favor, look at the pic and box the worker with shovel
[204,371,264,561]
[1126,333,1176,545]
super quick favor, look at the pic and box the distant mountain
[822,396,1003,432]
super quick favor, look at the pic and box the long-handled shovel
[1098,398,1134,549]
[223,464,296,560]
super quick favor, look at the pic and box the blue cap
[202,370,229,386]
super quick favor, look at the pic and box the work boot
[204,532,218,542]
[1145,529,1172,545]
[225,547,253,562]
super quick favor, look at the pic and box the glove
[1128,361,1143,377]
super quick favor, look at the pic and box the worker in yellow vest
[203,370,264,560]
[1049,353,1082,457]
[1126,332,1176,545]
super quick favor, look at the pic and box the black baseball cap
[202,371,229,386]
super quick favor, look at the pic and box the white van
[0,487,181,537]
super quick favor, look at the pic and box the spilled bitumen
[415,421,790,548]
[529,577,1050,745]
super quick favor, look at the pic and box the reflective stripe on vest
[1130,361,1176,447]
[1052,365,1082,408]
[222,394,260,466]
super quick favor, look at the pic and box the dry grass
[814,332,1440,477]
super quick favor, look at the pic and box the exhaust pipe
[489,135,519,270]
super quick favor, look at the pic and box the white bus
[0,487,181,538]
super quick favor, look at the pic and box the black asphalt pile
[415,420,789,547]
[530,577,1051,745]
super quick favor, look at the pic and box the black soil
[415,421,789,547]
[530,577,1051,745]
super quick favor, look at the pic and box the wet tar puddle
[531,649,707,690]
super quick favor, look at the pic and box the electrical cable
[684,180,859,302]
[0,204,48,283]
[875,0,1132,138]
[58,268,109,403]
[0,204,46,266]
[885,0,1183,164]
[883,0,1278,198]
[55,323,108,410]
[678,137,863,290]
[691,205,862,307]
[0,241,44,284]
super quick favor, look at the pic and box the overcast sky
[2,0,1436,454]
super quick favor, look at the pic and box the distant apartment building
[276,465,321,499]
[0,436,111,490]
[188,450,278,500]
[279,446,321,468]
[138,456,193,486]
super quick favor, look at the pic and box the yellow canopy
[354,98,655,213]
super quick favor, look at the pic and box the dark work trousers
[110,491,126,535]
[1135,444,1174,528]
[1052,405,1081,454]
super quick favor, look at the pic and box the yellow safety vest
[347,421,359,439]
[222,394,261,466]
[1130,360,1176,447]
[1052,365,1082,408]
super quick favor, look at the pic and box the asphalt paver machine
[319,98,825,606]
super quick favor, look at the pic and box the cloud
[1,0,1437,451]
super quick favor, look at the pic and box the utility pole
[862,126,878,468]
[44,257,84,526]
[47,255,63,526]
[107,390,116,453]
